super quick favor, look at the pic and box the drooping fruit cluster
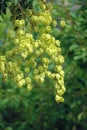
[0,0,65,103]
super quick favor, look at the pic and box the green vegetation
[0,0,87,130]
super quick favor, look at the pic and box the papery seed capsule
[60,20,65,28]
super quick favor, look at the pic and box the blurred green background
[0,0,87,130]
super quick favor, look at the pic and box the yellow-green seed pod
[60,20,65,28]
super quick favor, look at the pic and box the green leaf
[14,0,18,5]
[3,8,12,21]
[69,44,79,51]
[0,23,6,38]
[0,15,3,22]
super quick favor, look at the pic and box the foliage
[0,0,65,130]
[51,0,87,130]
[0,0,87,130]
